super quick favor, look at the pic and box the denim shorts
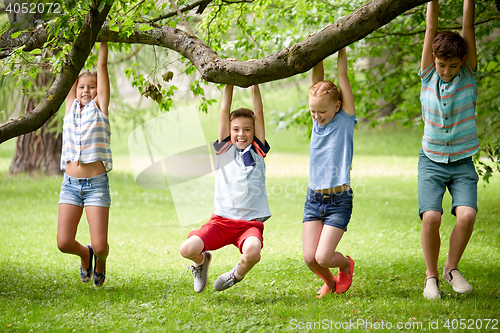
[418,148,478,218]
[58,173,111,208]
[302,187,353,231]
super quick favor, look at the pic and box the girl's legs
[315,224,349,274]
[57,203,91,269]
[238,236,261,276]
[86,206,109,274]
[302,220,337,289]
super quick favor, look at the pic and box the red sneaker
[336,256,354,294]
[316,283,333,298]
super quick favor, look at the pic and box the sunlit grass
[1,85,499,331]
[1,162,499,331]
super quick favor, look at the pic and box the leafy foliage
[0,0,499,178]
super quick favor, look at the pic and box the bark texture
[9,67,62,176]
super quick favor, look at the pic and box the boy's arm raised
[311,60,324,85]
[218,85,233,143]
[421,0,438,72]
[252,84,265,143]
[96,42,110,115]
[337,48,355,116]
[462,0,477,71]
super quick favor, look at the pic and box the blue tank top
[309,109,357,190]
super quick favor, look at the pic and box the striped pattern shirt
[419,61,479,163]
[61,99,112,171]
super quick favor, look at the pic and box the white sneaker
[443,268,472,293]
[188,251,211,293]
[423,277,441,300]
[214,263,242,291]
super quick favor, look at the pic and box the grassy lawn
[1,90,499,332]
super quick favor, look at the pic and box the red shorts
[188,214,264,254]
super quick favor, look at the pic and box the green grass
[1,85,499,332]
[1,170,499,332]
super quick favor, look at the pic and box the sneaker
[214,263,242,291]
[80,245,93,283]
[188,251,211,293]
[93,253,106,287]
[336,256,354,294]
[443,268,472,293]
[316,282,334,299]
[423,277,441,299]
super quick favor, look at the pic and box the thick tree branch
[0,1,113,144]
[99,0,430,86]
[0,24,49,59]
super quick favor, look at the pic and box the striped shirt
[61,99,112,171]
[419,61,479,163]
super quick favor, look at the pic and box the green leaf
[109,24,120,32]
[138,25,154,32]
[11,31,22,39]
[98,1,106,13]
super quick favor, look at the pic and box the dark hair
[309,81,341,103]
[230,108,255,124]
[432,31,467,61]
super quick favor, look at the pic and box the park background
[1,0,500,331]
[1,79,500,331]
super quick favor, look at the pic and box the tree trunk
[9,71,63,176]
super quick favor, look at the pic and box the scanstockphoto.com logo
[128,105,248,227]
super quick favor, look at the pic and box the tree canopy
[0,0,499,179]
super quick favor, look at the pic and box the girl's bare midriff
[65,161,106,178]
[313,184,350,194]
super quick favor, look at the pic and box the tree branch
[0,24,49,59]
[367,16,500,38]
[0,0,114,144]
[150,0,214,22]
[2,0,431,86]
[99,0,430,87]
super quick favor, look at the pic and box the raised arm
[64,80,77,116]
[462,0,477,71]
[311,60,325,84]
[96,42,110,115]
[337,48,355,116]
[251,84,265,143]
[218,85,233,143]
[421,0,439,72]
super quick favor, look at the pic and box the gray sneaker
[189,251,211,293]
[214,263,242,291]
[443,268,472,293]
